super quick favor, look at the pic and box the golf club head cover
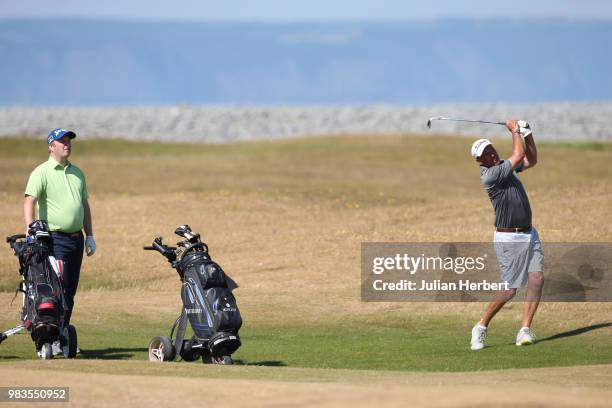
[517,120,532,138]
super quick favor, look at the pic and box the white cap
[471,138,492,159]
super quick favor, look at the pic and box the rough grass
[1,135,609,203]
[1,135,611,291]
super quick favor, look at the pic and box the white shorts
[493,227,544,289]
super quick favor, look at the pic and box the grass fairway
[0,135,611,406]
[2,295,610,373]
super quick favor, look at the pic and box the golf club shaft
[427,117,506,128]
[441,118,505,125]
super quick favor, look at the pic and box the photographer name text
[372,279,509,291]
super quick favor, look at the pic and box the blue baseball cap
[47,128,76,145]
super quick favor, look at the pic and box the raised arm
[522,133,538,170]
[506,119,526,170]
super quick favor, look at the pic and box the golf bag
[145,225,242,364]
[2,220,77,359]
[179,251,242,356]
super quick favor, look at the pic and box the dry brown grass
[1,135,611,323]
[1,363,611,407]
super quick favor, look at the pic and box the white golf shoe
[470,323,488,350]
[516,327,536,346]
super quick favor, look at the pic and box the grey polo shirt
[480,160,532,228]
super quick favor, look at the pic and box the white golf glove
[517,120,532,138]
[85,236,96,256]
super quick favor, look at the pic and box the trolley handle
[6,234,26,244]
[144,237,177,262]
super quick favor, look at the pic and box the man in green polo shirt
[23,128,96,355]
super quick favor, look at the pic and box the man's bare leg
[471,288,517,350]
[522,271,544,327]
[480,288,517,326]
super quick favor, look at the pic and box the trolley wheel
[206,354,233,365]
[148,336,175,362]
[63,325,78,359]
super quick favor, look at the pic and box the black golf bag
[179,251,242,357]
[145,225,242,364]
[2,220,77,359]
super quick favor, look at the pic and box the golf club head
[175,225,200,242]
[174,225,191,238]
[427,116,446,129]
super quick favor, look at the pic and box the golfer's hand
[506,119,520,134]
[85,236,96,256]
[517,120,532,138]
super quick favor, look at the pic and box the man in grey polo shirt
[24,128,96,355]
[469,119,544,350]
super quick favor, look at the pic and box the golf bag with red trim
[2,220,73,359]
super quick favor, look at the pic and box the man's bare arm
[23,195,37,234]
[522,134,538,170]
[83,199,93,236]
[506,119,526,169]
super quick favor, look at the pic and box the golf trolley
[145,225,242,365]
[1,221,77,360]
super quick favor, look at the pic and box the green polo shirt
[25,156,89,233]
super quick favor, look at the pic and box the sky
[2,0,612,21]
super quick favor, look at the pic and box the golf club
[427,116,506,129]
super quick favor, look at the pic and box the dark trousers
[50,231,84,327]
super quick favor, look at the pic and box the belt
[51,231,82,237]
[495,226,531,233]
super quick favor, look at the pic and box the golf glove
[85,236,96,256]
[517,120,532,138]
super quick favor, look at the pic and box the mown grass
[1,314,610,373]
